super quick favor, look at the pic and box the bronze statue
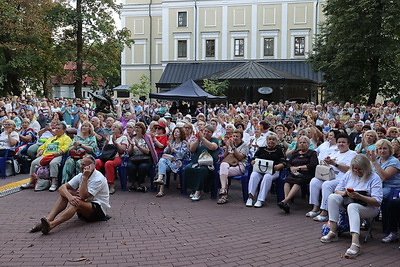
[89,81,115,114]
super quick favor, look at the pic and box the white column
[281,3,288,59]
[251,4,257,59]
[222,5,228,60]
[162,7,169,62]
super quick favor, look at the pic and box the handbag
[36,165,50,180]
[198,150,213,166]
[162,153,175,161]
[99,144,118,162]
[253,158,274,174]
[34,178,51,191]
[129,153,151,163]
[70,149,86,159]
[40,155,55,166]
[343,191,368,208]
[222,152,239,166]
[315,164,335,181]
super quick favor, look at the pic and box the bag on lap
[315,164,335,181]
[253,158,274,174]
[36,165,50,180]
[99,144,118,162]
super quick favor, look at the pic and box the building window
[178,40,187,58]
[206,40,215,57]
[294,37,305,56]
[263,38,274,56]
[234,39,244,56]
[178,12,187,27]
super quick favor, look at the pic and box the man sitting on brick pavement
[29,155,110,235]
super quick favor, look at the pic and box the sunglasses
[156,127,163,130]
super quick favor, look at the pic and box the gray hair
[204,124,215,133]
[297,135,311,145]
[350,154,373,181]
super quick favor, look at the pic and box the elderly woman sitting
[278,136,318,213]
[246,133,286,208]
[184,125,219,201]
[320,154,382,259]
[62,120,99,184]
[95,121,128,194]
[217,129,249,204]
[0,120,20,157]
[15,118,36,157]
[367,139,400,198]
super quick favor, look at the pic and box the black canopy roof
[149,79,226,102]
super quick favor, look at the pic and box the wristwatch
[335,162,339,167]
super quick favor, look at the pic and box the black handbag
[129,154,151,164]
[99,144,118,162]
[343,191,368,208]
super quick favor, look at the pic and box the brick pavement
[0,178,399,266]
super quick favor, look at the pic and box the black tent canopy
[149,79,226,102]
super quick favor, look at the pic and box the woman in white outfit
[307,134,357,221]
[320,154,382,259]
[246,133,286,208]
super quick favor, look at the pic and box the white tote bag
[253,158,274,174]
[315,165,335,181]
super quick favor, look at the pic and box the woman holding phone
[320,154,382,259]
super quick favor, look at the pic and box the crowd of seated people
[0,95,398,256]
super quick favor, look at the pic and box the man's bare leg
[42,201,93,234]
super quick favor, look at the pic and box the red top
[155,135,168,154]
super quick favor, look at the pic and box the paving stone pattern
[0,180,399,266]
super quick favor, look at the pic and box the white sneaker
[254,200,263,208]
[191,194,201,201]
[21,182,34,189]
[245,198,253,207]
[49,184,58,192]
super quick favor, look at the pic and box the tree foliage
[0,0,61,96]
[0,0,133,98]
[130,75,153,97]
[202,77,229,96]
[309,0,400,104]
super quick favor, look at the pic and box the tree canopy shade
[149,79,227,102]
[0,0,133,98]
[309,0,400,104]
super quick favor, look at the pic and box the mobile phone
[347,188,354,193]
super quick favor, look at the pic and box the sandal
[344,243,361,259]
[218,188,227,196]
[29,222,43,233]
[381,232,399,243]
[41,217,51,235]
[156,191,164,197]
[313,215,329,222]
[320,231,338,243]
[217,195,228,204]
[306,211,320,218]
[128,186,137,192]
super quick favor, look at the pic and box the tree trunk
[367,56,380,105]
[75,0,83,99]
[3,49,21,96]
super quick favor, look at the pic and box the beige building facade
[120,0,326,99]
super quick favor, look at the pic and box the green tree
[60,0,133,98]
[202,77,229,96]
[309,0,400,104]
[130,75,153,97]
[0,0,61,96]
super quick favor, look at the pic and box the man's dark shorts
[77,202,106,222]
